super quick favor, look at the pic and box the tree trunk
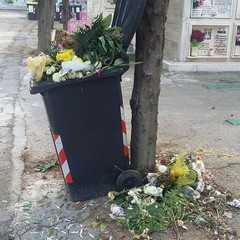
[62,0,70,31]
[130,0,170,170]
[37,0,55,53]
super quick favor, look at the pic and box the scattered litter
[228,199,240,208]
[88,199,96,206]
[226,119,240,125]
[177,220,188,230]
[22,202,33,211]
[79,224,88,238]
[88,232,95,238]
[66,224,74,230]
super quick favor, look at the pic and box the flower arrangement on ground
[108,152,213,239]
[27,13,127,83]
[191,29,205,48]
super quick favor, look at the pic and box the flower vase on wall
[191,47,198,57]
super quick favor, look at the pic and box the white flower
[76,71,83,78]
[46,65,56,75]
[157,165,168,173]
[46,68,52,75]
[128,188,142,205]
[52,72,66,82]
[143,184,163,197]
[52,72,61,82]
[68,71,77,79]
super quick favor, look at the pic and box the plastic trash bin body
[54,3,61,21]
[31,69,129,201]
[29,0,148,202]
[26,2,38,20]
[70,4,82,20]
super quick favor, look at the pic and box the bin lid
[112,0,147,51]
[26,2,38,4]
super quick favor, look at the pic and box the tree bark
[62,0,70,31]
[37,0,55,53]
[130,0,170,170]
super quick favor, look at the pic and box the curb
[0,4,27,11]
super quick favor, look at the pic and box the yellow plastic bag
[169,153,196,185]
[27,55,52,81]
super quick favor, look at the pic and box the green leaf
[108,40,115,50]
[102,14,112,29]
[113,58,124,66]
[99,223,107,232]
[35,159,58,172]
[99,36,107,53]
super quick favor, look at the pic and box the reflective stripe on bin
[120,105,129,157]
[52,134,73,184]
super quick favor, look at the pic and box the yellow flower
[108,191,117,201]
[56,49,75,62]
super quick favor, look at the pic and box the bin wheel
[116,170,143,191]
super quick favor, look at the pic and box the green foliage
[112,188,198,239]
[191,39,202,48]
[35,159,58,172]
[72,13,127,64]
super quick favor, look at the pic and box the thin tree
[37,0,55,53]
[62,0,70,31]
[130,0,170,170]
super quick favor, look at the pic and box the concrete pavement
[0,9,240,240]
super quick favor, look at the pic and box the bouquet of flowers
[27,13,127,83]
[108,152,211,239]
[191,29,204,48]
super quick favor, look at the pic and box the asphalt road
[0,9,240,240]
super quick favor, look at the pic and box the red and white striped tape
[52,134,73,184]
[120,105,129,157]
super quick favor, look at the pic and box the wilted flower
[109,204,124,219]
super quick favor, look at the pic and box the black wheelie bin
[30,0,147,202]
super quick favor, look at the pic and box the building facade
[165,0,240,62]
